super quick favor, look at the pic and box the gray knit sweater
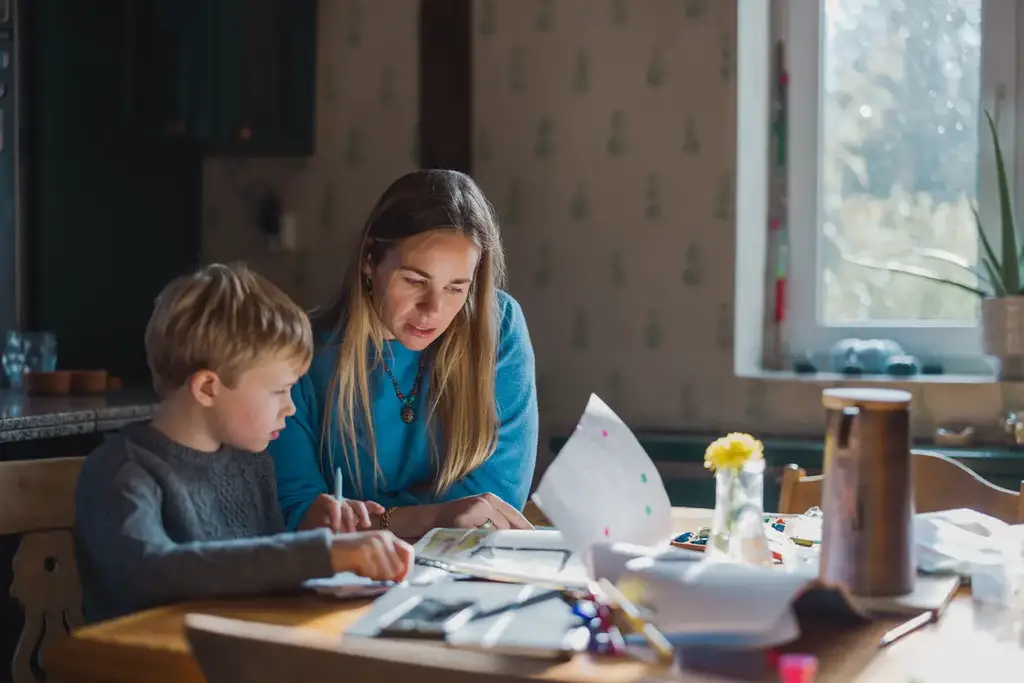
[74,423,334,623]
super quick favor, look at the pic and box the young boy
[74,263,414,623]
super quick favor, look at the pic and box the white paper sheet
[531,394,674,556]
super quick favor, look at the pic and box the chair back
[779,449,1024,523]
[0,456,86,683]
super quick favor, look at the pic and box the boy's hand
[329,531,414,582]
[339,499,386,532]
[299,494,385,532]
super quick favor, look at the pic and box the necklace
[381,353,428,423]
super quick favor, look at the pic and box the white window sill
[738,369,1023,387]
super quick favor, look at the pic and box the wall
[202,0,420,308]
[473,0,750,436]
[201,0,1024,460]
[471,0,1024,451]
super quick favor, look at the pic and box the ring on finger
[478,518,495,530]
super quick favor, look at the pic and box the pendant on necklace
[401,405,415,423]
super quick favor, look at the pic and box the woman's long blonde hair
[315,170,507,498]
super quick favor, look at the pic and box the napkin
[915,508,1024,605]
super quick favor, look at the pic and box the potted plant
[843,111,1024,380]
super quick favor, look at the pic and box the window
[784,0,1018,372]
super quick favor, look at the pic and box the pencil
[596,579,675,664]
[879,611,934,648]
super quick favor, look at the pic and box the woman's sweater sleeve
[268,373,332,530]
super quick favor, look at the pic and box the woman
[268,169,538,538]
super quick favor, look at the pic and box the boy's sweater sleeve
[76,458,335,617]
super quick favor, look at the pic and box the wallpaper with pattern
[202,0,419,308]
[201,0,1024,453]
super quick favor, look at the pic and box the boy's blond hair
[145,263,313,397]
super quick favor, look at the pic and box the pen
[879,611,935,648]
[334,466,344,504]
[595,579,675,664]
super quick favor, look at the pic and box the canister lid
[821,387,912,411]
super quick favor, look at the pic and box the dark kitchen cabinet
[126,0,217,143]
[23,0,203,384]
[128,0,317,156]
[212,0,317,156]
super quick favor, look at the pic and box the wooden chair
[184,613,549,683]
[779,449,1024,523]
[0,456,86,683]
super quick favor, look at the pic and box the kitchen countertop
[0,388,158,443]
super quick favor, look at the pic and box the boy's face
[206,357,304,453]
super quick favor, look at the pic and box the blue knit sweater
[268,290,539,530]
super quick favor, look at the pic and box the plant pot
[982,296,1024,380]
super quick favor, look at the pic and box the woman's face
[365,229,481,351]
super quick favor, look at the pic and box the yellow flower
[703,432,764,472]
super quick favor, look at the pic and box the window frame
[782,0,1019,374]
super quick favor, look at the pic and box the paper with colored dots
[531,393,673,556]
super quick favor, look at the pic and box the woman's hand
[299,494,386,532]
[431,493,534,530]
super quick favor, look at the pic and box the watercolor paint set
[670,514,821,564]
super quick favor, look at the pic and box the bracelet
[379,506,397,531]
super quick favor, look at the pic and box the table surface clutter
[47,506,1024,683]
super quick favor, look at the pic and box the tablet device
[377,596,478,640]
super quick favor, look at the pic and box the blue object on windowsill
[885,355,919,376]
[829,338,905,374]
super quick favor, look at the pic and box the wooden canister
[819,387,915,597]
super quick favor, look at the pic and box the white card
[531,394,673,556]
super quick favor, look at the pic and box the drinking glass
[24,331,58,372]
[2,331,27,390]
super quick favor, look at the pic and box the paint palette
[671,527,710,552]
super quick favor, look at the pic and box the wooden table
[47,508,1024,683]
